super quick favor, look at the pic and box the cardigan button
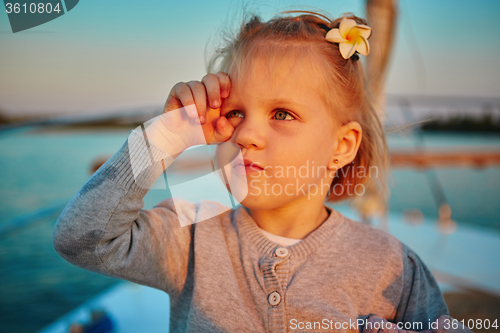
[275,247,289,258]
[268,291,281,306]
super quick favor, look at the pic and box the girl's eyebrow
[266,98,308,110]
[221,101,237,109]
[222,98,308,111]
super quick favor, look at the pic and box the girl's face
[220,55,340,211]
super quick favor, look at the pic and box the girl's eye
[225,110,244,119]
[274,109,295,121]
[225,109,295,121]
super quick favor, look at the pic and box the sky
[0,0,499,117]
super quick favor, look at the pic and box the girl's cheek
[270,121,301,135]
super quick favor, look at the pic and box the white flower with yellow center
[325,17,371,59]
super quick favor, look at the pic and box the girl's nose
[232,121,266,150]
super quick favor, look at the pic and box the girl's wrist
[144,119,189,158]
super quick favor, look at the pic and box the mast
[366,0,398,123]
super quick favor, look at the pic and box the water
[0,126,499,332]
[385,131,500,231]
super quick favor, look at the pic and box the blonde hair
[207,10,388,203]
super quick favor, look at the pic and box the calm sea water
[0,126,499,332]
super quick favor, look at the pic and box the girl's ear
[329,121,362,169]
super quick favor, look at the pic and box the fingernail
[212,100,220,108]
[219,117,227,128]
[200,116,205,123]
[185,105,198,118]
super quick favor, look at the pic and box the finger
[214,71,231,99]
[172,82,198,119]
[211,116,234,143]
[165,82,188,113]
[201,73,221,109]
[187,81,208,124]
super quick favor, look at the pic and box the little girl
[53,10,471,333]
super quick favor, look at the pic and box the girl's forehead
[227,49,329,106]
[229,48,323,87]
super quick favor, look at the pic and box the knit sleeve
[52,129,194,294]
[362,245,474,333]
[394,244,449,325]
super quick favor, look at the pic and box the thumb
[211,117,234,143]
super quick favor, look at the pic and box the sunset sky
[0,0,499,117]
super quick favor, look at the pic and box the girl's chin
[236,193,291,211]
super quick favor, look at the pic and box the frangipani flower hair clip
[325,17,371,60]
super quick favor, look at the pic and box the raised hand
[145,72,234,157]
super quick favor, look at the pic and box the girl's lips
[233,159,264,175]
